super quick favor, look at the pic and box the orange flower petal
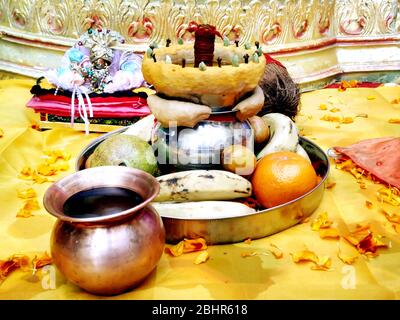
[291,250,319,264]
[337,251,358,265]
[390,98,399,104]
[17,188,36,199]
[319,104,328,110]
[381,209,400,224]
[329,107,341,113]
[311,212,333,231]
[164,241,185,257]
[244,238,252,244]
[241,251,269,258]
[16,209,34,218]
[377,187,400,206]
[37,163,57,176]
[193,251,209,265]
[183,238,207,253]
[365,201,373,209]
[0,255,30,281]
[388,119,400,124]
[367,95,375,100]
[319,227,340,239]
[340,117,354,124]
[311,256,332,271]
[32,252,52,270]
[23,198,40,211]
[269,244,283,259]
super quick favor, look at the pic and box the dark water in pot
[63,187,143,219]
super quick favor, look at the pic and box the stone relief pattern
[0,0,399,48]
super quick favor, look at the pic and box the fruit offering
[252,151,318,208]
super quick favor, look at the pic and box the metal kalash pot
[43,166,165,296]
[151,112,254,171]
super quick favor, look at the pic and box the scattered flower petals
[319,104,328,110]
[269,244,283,259]
[194,251,209,265]
[329,107,341,113]
[18,167,50,184]
[183,238,207,253]
[321,115,341,122]
[367,95,375,100]
[338,80,358,92]
[310,256,332,271]
[377,187,400,206]
[390,98,399,104]
[311,212,333,231]
[319,227,340,239]
[244,238,252,244]
[291,250,318,264]
[0,252,52,283]
[241,251,269,258]
[32,252,52,271]
[16,209,34,218]
[341,117,354,124]
[381,209,400,224]
[291,249,332,271]
[164,241,184,257]
[0,255,30,282]
[365,201,373,209]
[44,150,71,161]
[165,238,207,257]
[337,251,358,265]
[23,198,40,211]
[37,163,57,176]
[388,119,400,124]
[17,187,36,199]
[320,115,354,124]
[356,113,368,118]
[344,225,388,257]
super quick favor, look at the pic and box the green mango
[90,134,158,176]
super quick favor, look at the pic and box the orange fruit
[252,151,318,208]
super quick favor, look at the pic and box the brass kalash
[143,23,266,170]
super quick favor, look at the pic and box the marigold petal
[319,227,340,239]
[194,251,209,265]
[17,188,36,199]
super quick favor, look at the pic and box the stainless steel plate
[76,128,329,244]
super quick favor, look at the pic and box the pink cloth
[26,97,150,118]
[334,137,400,189]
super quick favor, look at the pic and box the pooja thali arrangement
[72,23,329,243]
[39,23,329,295]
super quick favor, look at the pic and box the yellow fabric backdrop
[0,79,399,300]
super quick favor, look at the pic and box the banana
[257,113,299,160]
[152,201,255,219]
[155,170,252,202]
[295,144,311,163]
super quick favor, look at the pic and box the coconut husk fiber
[258,62,300,120]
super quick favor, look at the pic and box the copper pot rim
[43,166,160,224]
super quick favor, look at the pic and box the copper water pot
[43,166,165,296]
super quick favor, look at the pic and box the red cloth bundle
[26,95,150,118]
[334,137,400,189]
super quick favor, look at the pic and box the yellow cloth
[0,79,399,300]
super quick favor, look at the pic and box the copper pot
[43,166,165,296]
